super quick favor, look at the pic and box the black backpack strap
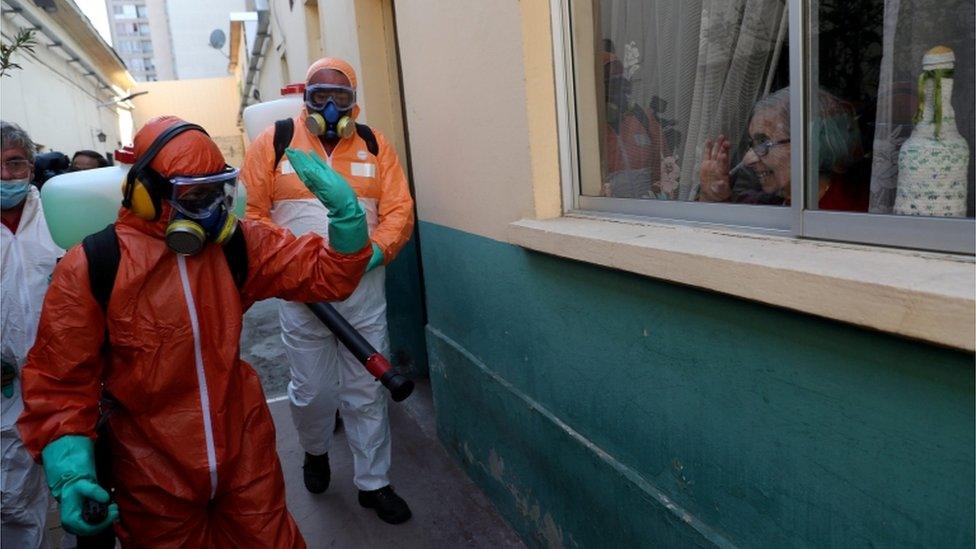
[222,223,248,290]
[356,123,379,156]
[275,119,377,161]
[273,118,295,170]
[81,222,247,313]
[81,225,121,312]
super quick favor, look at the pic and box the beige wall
[1,9,124,156]
[145,0,176,80]
[393,0,545,241]
[250,0,316,107]
[352,0,406,160]
[130,76,245,166]
[166,0,246,79]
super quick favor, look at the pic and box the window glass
[114,4,136,19]
[807,0,975,217]
[136,5,148,18]
[574,0,790,204]
[138,23,150,36]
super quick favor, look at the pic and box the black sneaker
[302,452,330,494]
[358,485,412,524]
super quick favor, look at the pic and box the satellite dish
[208,29,226,50]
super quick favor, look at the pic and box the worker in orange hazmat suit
[17,115,372,547]
[243,57,414,524]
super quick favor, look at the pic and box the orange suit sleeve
[17,247,107,460]
[370,130,415,264]
[241,127,277,225]
[238,219,371,307]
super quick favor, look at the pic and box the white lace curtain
[600,0,788,200]
[868,0,975,214]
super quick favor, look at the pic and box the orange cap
[305,57,358,88]
[132,115,225,177]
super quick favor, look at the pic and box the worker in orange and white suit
[242,57,414,524]
[18,115,373,546]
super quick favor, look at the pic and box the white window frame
[551,0,976,254]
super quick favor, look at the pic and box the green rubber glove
[285,148,368,254]
[366,242,384,272]
[42,435,119,536]
[1,360,15,398]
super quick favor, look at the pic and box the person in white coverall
[243,57,415,524]
[1,121,60,547]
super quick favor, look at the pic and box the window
[136,5,148,18]
[141,40,153,53]
[113,4,136,19]
[560,0,975,253]
[801,0,975,251]
[138,23,150,36]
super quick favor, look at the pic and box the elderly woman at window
[699,87,869,211]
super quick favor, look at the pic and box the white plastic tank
[41,148,135,249]
[40,148,249,249]
[243,83,305,142]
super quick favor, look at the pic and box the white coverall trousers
[1,389,50,548]
[281,266,391,491]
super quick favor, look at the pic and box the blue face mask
[322,101,342,124]
[0,179,30,210]
[318,100,352,140]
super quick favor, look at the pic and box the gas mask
[304,84,356,140]
[163,168,239,256]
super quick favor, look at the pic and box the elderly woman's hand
[699,135,732,202]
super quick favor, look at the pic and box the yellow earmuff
[121,176,158,221]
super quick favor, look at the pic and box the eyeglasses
[2,158,31,178]
[748,133,791,157]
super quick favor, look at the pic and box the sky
[75,0,113,46]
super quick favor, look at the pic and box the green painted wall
[418,221,975,548]
[385,230,429,377]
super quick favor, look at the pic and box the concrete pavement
[247,300,524,548]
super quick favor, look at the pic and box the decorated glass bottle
[894,46,970,217]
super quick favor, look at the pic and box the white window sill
[507,213,976,352]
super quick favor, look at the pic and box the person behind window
[70,150,109,171]
[699,87,869,211]
[601,52,670,199]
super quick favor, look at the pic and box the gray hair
[1,120,36,163]
[752,87,863,173]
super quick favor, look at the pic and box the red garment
[819,173,870,212]
[18,116,371,547]
[603,107,666,178]
[1,204,24,233]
